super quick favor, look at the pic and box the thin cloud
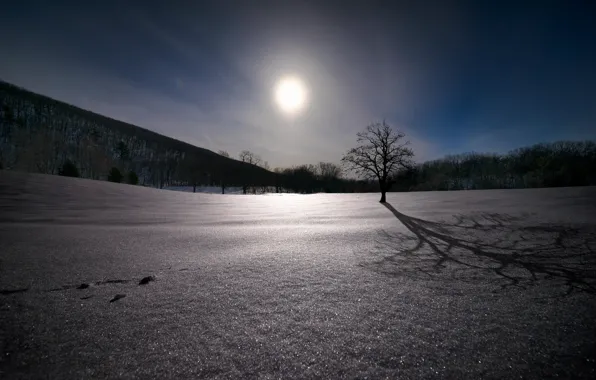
[1,1,593,169]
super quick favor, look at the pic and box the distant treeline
[391,141,596,191]
[273,163,369,194]
[280,141,596,194]
[1,81,594,194]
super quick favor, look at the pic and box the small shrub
[108,167,123,183]
[59,160,80,177]
[128,170,139,185]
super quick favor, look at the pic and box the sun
[274,76,307,114]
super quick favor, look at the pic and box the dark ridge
[0,80,221,158]
[0,80,275,187]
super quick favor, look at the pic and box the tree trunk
[379,179,387,203]
[193,183,197,193]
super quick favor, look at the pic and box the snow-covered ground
[163,185,245,194]
[1,171,595,379]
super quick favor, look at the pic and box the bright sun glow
[274,76,307,114]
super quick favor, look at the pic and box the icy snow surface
[1,171,595,379]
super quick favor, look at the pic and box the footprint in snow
[139,275,155,285]
[109,294,126,303]
[96,279,129,285]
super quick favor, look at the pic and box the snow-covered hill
[1,170,595,379]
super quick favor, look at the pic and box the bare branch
[239,150,262,166]
[341,121,415,202]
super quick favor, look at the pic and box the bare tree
[218,150,230,158]
[318,162,342,180]
[239,150,263,194]
[257,161,272,193]
[341,121,414,203]
[238,150,262,166]
[273,167,284,193]
[181,154,203,192]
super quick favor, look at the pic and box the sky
[1,0,595,168]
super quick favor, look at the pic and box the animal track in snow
[0,288,29,295]
[109,294,126,303]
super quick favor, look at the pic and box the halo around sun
[274,76,307,114]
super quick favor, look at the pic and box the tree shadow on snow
[363,202,596,295]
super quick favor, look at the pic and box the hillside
[0,80,274,190]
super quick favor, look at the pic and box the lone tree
[341,121,414,203]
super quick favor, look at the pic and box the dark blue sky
[1,0,595,166]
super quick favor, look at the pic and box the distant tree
[128,170,139,185]
[239,150,263,194]
[341,121,414,203]
[58,160,80,178]
[317,162,342,192]
[82,137,110,180]
[254,161,271,193]
[273,167,283,193]
[318,162,342,180]
[181,154,203,192]
[279,165,319,194]
[294,165,319,193]
[239,150,262,166]
[218,150,230,158]
[108,167,123,183]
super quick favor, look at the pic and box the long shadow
[364,202,596,295]
[0,288,29,295]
